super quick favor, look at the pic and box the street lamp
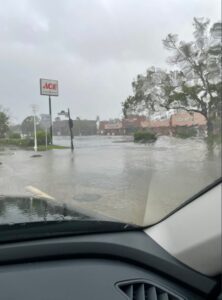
[32,105,38,152]
[58,109,74,151]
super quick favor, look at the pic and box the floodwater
[0,135,221,225]
[0,197,91,225]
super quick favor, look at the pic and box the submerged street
[0,135,221,225]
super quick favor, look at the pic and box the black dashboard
[0,258,203,300]
[0,229,220,300]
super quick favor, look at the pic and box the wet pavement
[0,136,221,225]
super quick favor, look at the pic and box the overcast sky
[0,0,220,123]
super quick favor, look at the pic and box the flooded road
[0,136,221,225]
[0,197,91,225]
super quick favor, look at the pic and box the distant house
[141,119,171,135]
[98,121,107,135]
[98,115,146,135]
[98,120,123,135]
[104,121,123,135]
[73,119,97,136]
[53,119,68,136]
[122,115,146,134]
[97,112,207,136]
[53,118,97,136]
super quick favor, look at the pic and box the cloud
[0,0,220,122]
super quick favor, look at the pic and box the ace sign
[40,79,59,96]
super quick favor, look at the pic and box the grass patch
[0,138,33,147]
[134,131,157,143]
[0,138,68,151]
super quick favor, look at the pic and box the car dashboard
[0,230,219,300]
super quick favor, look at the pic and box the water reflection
[0,197,90,225]
[0,135,221,225]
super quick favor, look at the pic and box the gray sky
[0,0,220,123]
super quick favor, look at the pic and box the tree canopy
[0,107,10,138]
[21,116,40,136]
[122,18,222,133]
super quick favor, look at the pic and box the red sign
[40,79,59,96]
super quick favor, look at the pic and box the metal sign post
[40,78,59,146]
[58,109,74,152]
[45,128,48,150]
[33,114,37,152]
[49,95,53,144]
[40,114,51,150]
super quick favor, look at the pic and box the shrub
[134,131,157,143]
[21,131,51,146]
[9,133,21,139]
[20,138,34,147]
[0,138,33,147]
[175,127,197,138]
[36,130,51,145]
[0,131,51,148]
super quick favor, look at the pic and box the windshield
[0,0,221,230]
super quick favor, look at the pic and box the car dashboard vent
[117,280,185,300]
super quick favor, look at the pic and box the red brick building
[141,112,207,135]
[98,115,146,135]
[99,112,207,136]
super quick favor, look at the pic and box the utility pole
[58,109,74,152]
[68,108,74,152]
[32,105,38,152]
[40,114,51,150]
[45,128,48,150]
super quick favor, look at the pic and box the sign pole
[33,113,37,152]
[68,108,74,152]
[45,128,48,150]
[40,78,58,145]
[49,95,53,145]
[32,105,38,152]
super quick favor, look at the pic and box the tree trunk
[207,118,213,136]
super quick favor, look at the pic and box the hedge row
[0,131,51,147]
[134,131,157,143]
